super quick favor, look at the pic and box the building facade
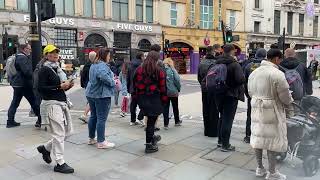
[245,0,320,56]
[159,0,247,74]
[0,0,162,64]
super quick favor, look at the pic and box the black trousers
[146,116,158,143]
[215,95,238,147]
[202,91,219,137]
[8,87,41,123]
[130,97,144,122]
[246,97,252,137]
[163,97,180,126]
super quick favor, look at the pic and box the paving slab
[0,165,32,180]
[63,143,103,163]
[178,133,218,150]
[211,166,259,180]
[66,131,90,145]
[117,140,147,156]
[159,161,220,180]
[221,151,254,168]
[25,172,82,180]
[202,148,232,163]
[0,150,24,168]
[86,169,165,180]
[158,126,202,145]
[14,144,41,159]
[12,155,53,176]
[106,134,136,146]
[148,144,201,164]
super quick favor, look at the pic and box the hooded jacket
[127,58,143,94]
[9,52,33,88]
[197,54,218,92]
[216,55,246,101]
[280,57,313,96]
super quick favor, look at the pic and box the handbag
[121,96,130,113]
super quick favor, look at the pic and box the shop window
[83,0,93,17]
[170,2,177,26]
[113,32,131,49]
[136,0,143,22]
[0,0,4,9]
[54,28,77,47]
[112,0,128,21]
[138,39,151,51]
[96,0,105,18]
[146,0,153,23]
[17,0,29,12]
[200,0,213,29]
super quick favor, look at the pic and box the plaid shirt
[133,66,168,103]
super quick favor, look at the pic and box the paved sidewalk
[0,107,319,180]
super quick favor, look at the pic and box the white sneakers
[256,167,267,177]
[97,141,115,149]
[88,138,97,145]
[265,171,286,180]
[130,120,144,126]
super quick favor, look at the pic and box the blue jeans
[87,97,111,143]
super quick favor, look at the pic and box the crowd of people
[4,41,317,179]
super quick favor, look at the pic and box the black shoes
[153,135,161,145]
[6,121,21,128]
[145,143,159,153]
[243,136,250,144]
[220,144,236,152]
[35,120,41,128]
[37,145,52,164]
[54,163,74,174]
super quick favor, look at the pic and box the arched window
[138,39,151,51]
[84,34,107,48]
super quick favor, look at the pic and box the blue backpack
[206,64,228,94]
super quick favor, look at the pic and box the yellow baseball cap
[43,44,60,55]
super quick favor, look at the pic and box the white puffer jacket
[248,60,293,152]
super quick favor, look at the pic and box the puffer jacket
[248,60,293,152]
[9,52,33,88]
[197,54,218,92]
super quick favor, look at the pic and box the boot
[152,135,161,145]
[54,163,74,174]
[37,145,51,164]
[145,143,158,153]
[6,121,21,128]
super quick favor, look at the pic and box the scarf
[43,61,67,82]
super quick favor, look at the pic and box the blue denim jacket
[86,61,115,98]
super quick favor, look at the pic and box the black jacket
[216,55,246,101]
[197,54,218,92]
[10,52,33,88]
[80,62,92,88]
[280,57,313,96]
[127,58,143,94]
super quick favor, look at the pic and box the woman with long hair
[133,51,168,153]
[163,58,181,130]
[119,62,129,117]
[86,48,115,149]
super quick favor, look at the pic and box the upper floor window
[314,16,319,37]
[136,0,143,22]
[146,0,153,23]
[315,0,319,4]
[170,3,177,26]
[274,10,281,34]
[254,21,260,33]
[96,0,105,18]
[287,12,293,35]
[218,0,222,30]
[17,0,29,12]
[299,14,304,36]
[200,0,214,29]
[113,0,128,21]
[255,0,260,9]
[0,0,4,9]
[190,0,195,23]
[229,10,236,30]
[53,0,74,16]
[83,0,93,17]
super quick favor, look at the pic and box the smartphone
[69,74,77,83]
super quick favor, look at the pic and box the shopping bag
[121,96,129,113]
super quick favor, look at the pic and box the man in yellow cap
[36,44,75,174]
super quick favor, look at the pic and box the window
[200,0,214,29]
[170,3,177,26]
[254,21,260,33]
[112,0,128,21]
[229,10,236,30]
[146,0,153,23]
[274,10,281,34]
[314,16,319,37]
[96,0,105,18]
[54,28,77,47]
[83,0,93,17]
[287,12,293,35]
[190,0,195,24]
[136,0,143,22]
[315,0,319,4]
[0,0,5,9]
[255,0,260,9]
[218,0,222,30]
[17,0,29,12]
[53,0,74,16]
[299,14,304,35]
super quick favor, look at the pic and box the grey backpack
[280,65,304,100]
[5,55,17,78]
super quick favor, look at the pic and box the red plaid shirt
[133,66,168,103]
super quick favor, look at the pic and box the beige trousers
[44,104,67,165]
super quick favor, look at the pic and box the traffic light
[226,30,233,43]
[7,38,14,48]
[277,36,284,50]
[40,0,56,21]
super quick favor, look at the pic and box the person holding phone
[36,45,75,174]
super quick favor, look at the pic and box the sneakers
[29,110,36,117]
[153,135,161,145]
[164,126,169,130]
[79,115,88,123]
[145,143,158,153]
[155,127,160,131]
[244,136,250,144]
[175,121,182,126]
[256,167,267,177]
[97,141,115,149]
[220,144,236,152]
[54,163,74,174]
[88,138,97,145]
[37,145,52,164]
[217,143,222,148]
[265,171,287,180]
[120,112,126,117]
[34,120,41,128]
[130,121,142,126]
[6,121,21,128]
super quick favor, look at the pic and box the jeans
[130,97,144,123]
[8,87,41,123]
[146,116,158,143]
[87,97,111,143]
[215,95,238,147]
[202,91,219,137]
[114,90,120,106]
[163,97,180,126]
[246,97,252,137]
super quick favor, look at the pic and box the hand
[60,81,71,90]
[69,82,75,88]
